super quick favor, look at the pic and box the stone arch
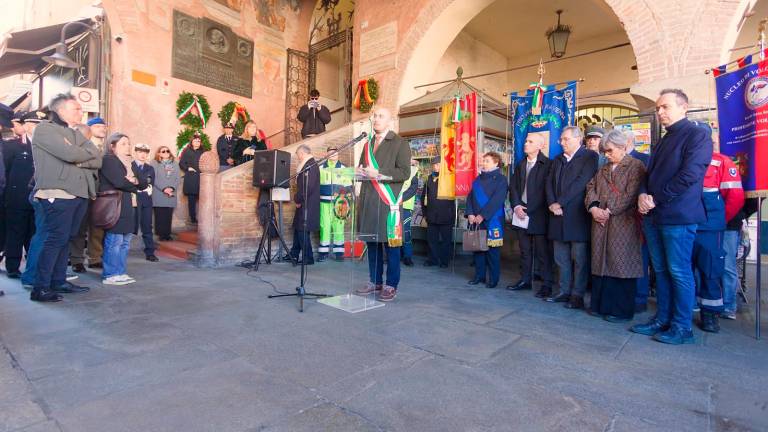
[394,0,749,108]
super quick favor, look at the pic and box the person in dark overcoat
[99,133,148,285]
[354,108,412,302]
[3,111,40,278]
[546,126,599,309]
[465,152,508,289]
[421,155,456,268]
[288,145,321,265]
[132,143,157,262]
[585,129,645,322]
[178,135,205,224]
[508,132,553,297]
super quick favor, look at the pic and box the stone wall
[199,122,360,266]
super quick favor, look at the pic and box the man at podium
[354,108,412,302]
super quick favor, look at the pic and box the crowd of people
[0,88,758,345]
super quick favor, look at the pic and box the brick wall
[204,124,358,266]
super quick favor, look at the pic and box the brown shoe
[355,282,382,295]
[378,285,397,302]
[564,296,585,309]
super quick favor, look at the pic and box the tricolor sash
[472,178,504,247]
[363,137,404,246]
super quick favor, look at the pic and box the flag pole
[754,19,767,339]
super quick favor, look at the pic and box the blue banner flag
[509,81,577,164]
[714,61,768,196]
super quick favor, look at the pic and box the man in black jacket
[289,145,321,265]
[421,156,456,268]
[132,143,158,262]
[508,133,553,297]
[545,126,599,309]
[297,89,331,138]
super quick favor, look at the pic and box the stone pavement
[0,252,766,432]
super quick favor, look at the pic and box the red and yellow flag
[454,92,477,197]
[437,101,456,199]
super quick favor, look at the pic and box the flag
[712,65,727,77]
[738,54,753,68]
[714,58,768,196]
[437,101,456,199]
[454,92,477,197]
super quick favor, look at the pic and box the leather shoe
[653,326,695,345]
[146,255,159,262]
[564,296,584,309]
[52,281,90,294]
[402,257,414,267]
[72,263,86,273]
[30,288,63,302]
[630,319,669,336]
[534,287,552,298]
[546,293,570,303]
[699,311,721,333]
[485,282,498,289]
[467,278,484,285]
[506,280,531,291]
[7,270,21,279]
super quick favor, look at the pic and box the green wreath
[176,128,212,152]
[176,91,212,129]
[217,102,251,136]
[359,78,379,113]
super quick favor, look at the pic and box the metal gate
[284,48,312,145]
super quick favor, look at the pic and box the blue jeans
[367,242,400,288]
[553,240,589,297]
[103,233,133,279]
[401,209,413,259]
[721,230,740,313]
[644,222,697,330]
[34,198,88,289]
[21,197,46,286]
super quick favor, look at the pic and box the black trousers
[187,194,198,223]
[591,275,637,319]
[137,202,155,255]
[427,223,452,265]
[5,207,35,272]
[517,230,553,287]
[154,207,174,239]
[290,228,314,264]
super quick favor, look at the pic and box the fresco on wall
[212,0,243,11]
[254,0,301,32]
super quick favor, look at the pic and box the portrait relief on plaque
[176,16,196,37]
[237,39,252,57]
[206,28,229,54]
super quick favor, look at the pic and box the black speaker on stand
[252,149,291,188]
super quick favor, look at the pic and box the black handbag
[462,223,489,252]
[90,190,122,230]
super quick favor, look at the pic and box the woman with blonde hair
[232,120,267,165]
[151,145,180,240]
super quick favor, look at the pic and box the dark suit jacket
[132,161,155,207]
[3,137,34,210]
[509,152,551,235]
[216,134,237,166]
[546,147,599,242]
[293,157,321,231]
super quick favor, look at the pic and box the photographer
[297,89,331,138]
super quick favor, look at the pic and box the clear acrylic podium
[317,168,391,313]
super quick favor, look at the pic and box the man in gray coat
[354,108,412,302]
[30,94,102,302]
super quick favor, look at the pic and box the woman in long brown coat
[585,129,646,322]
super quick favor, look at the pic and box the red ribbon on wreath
[353,79,374,109]
[228,102,249,125]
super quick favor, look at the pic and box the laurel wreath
[218,102,251,136]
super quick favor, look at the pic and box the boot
[700,310,721,333]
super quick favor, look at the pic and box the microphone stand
[268,131,368,312]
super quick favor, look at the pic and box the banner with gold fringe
[438,101,456,199]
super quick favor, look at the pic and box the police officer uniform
[132,143,158,261]
[3,111,41,277]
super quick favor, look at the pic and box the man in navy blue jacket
[545,126,599,309]
[631,89,712,345]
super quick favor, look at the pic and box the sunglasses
[159,150,170,153]
[310,97,319,100]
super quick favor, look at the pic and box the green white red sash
[363,136,403,246]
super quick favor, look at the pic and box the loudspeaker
[252,149,291,188]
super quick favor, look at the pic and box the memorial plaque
[172,10,253,97]
[359,21,397,77]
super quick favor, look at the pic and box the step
[176,230,198,245]
[156,240,198,260]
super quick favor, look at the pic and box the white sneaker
[102,275,131,285]
[66,272,79,281]
[116,274,136,284]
